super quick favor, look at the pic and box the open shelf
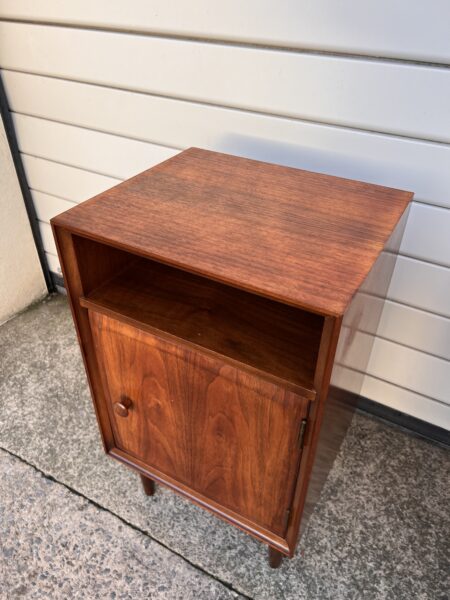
[79,254,323,398]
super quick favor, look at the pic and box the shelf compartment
[79,254,323,398]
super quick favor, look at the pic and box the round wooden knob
[114,396,132,417]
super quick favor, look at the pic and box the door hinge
[297,418,308,450]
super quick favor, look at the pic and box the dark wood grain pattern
[79,256,322,397]
[51,147,413,564]
[89,310,309,535]
[52,147,413,316]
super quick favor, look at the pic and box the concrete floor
[0,295,449,600]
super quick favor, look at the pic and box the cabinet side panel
[51,225,128,451]
[285,315,341,554]
[298,208,410,537]
[71,234,134,294]
[332,207,410,400]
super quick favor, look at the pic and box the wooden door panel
[191,366,308,533]
[89,310,309,534]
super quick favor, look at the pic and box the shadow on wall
[216,134,355,175]
[213,134,422,200]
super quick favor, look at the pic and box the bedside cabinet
[52,148,412,567]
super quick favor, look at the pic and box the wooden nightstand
[52,148,412,568]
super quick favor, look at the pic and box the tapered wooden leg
[268,547,283,568]
[140,474,155,496]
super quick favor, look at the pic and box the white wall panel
[399,204,450,267]
[4,72,449,209]
[378,301,450,361]
[348,294,450,360]
[361,376,450,430]
[334,366,450,429]
[361,253,450,318]
[0,23,449,143]
[339,331,449,405]
[45,252,61,276]
[38,221,56,256]
[0,0,448,64]
[22,154,121,202]
[32,190,74,223]
[388,257,450,318]
[368,338,449,406]
[12,113,178,179]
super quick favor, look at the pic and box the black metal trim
[357,396,449,447]
[0,71,54,293]
[50,271,65,290]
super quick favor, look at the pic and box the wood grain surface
[80,255,322,397]
[90,310,309,535]
[52,147,413,316]
[51,148,412,561]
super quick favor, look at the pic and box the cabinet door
[90,310,309,535]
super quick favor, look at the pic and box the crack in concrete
[0,444,252,600]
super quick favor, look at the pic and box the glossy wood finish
[51,148,413,564]
[113,396,132,418]
[80,255,322,397]
[90,310,309,535]
[52,148,413,317]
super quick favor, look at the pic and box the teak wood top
[52,148,413,316]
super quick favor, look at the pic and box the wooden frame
[52,148,412,567]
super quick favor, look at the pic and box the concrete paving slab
[0,449,241,600]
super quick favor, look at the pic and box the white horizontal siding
[45,252,61,276]
[378,302,450,362]
[388,257,449,319]
[0,0,449,64]
[1,10,448,427]
[360,252,450,318]
[38,221,56,257]
[348,294,450,361]
[12,113,178,179]
[32,191,74,224]
[396,204,450,268]
[4,71,450,209]
[0,23,449,143]
[360,376,450,430]
[338,331,449,405]
[333,367,450,430]
[22,155,120,202]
